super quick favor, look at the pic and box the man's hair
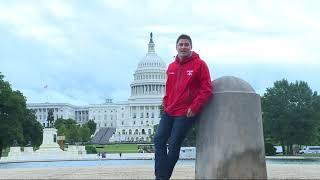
[176,34,192,48]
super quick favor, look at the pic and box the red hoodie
[163,51,213,116]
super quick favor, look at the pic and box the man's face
[176,39,192,59]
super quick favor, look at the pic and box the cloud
[43,0,75,19]
[198,36,308,64]
[1,0,319,105]
[0,1,72,53]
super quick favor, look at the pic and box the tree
[0,72,42,157]
[264,142,276,156]
[287,82,317,146]
[67,124,80,144]
[54,118,92,144]
[79,126,91,143]
[262,79,319,155]
[83,120,96,136]
[22,109,43,147]
[182,125,197,147]
[311,92,320,145]
[55,118,77,144]
[57,124,67,136]
[54,118,77,130]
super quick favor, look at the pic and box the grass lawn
[95,144,139,153]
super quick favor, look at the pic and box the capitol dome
[137,53,166,69]
[130,33,167,99]
[137,33,166,70]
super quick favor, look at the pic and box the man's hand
[186,108,194,118]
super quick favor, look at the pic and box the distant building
[27,33,166,143]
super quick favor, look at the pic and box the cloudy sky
[1,0,319,105]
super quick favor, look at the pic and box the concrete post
[195,76,267,179]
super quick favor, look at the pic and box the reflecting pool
[1,158,320,169]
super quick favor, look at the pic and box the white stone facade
[27,103,77,127]
[27,33,166,143]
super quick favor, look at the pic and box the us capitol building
[27,33,166,143]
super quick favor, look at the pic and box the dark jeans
[154,112,197,179]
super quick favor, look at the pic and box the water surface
[1,158,319,169]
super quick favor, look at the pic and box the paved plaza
[0,163,319,179]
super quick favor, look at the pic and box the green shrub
[85,145,97,154]
[265,142,276,156]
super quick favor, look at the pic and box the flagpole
[44,85,48,103]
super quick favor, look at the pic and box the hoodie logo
[187,70,193,76]
[169,72,175,75]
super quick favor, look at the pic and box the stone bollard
[195,76,267,179]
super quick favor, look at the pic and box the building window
[151,112,154,118]
[146,113,149,118]
[121,121,124,125]
[141,121,143,125]
[142,129,145,135]
[134,129,138,135]
[133,121,136,125]
[133,113,136,118]
[140,113,143,118]
[129,129,132,135]
[122,129,125,134]
[148,129,152,135]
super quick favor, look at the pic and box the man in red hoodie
[154,34,213,179]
